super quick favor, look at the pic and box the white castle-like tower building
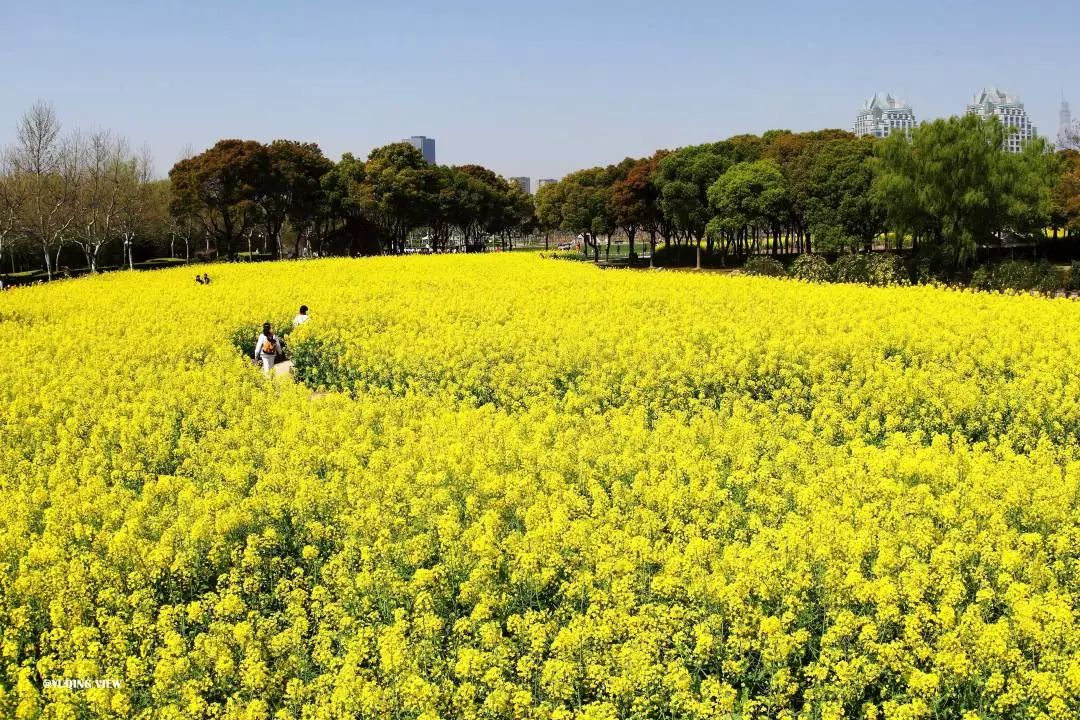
[853,93,916,138]
[966,88,1036,153]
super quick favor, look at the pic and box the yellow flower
[3,254,1080,718]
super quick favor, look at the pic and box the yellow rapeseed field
[2,254,1080,720]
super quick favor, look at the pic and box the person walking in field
[254,323,282,375]
[293,305,309,328]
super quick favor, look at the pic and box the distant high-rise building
[509,176,531,194]
[853,93,916,138]
[1060,96,1078,150]
[536,178,557,190]
[404,135,436,164]
[966,88,1036,153]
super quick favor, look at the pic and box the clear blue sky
[1,0,1077,181]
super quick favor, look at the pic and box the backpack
[261,337,277,355]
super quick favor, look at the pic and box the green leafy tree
[495,182,536,249]
[534,179,564,250]
[609,157,659,259]
[654,144,731,250]
[873,114,1058,271]
[256,140,333,259]
[802,137,882,253]
[313,153,364,255]
[453,165,512,251]
[169,139,266,260]
[559,168,612,261]
[1050,150,1080,238]
[707,160,790,256]
[765,129,860,253]
[356,143,438,254]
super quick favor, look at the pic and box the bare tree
[0,150,28,273]
[14,100,61,176]
[71,129,134,272]
[1061,122,1080,152]
[53,132,85,274]
[12,101,75,280]
[116,144,155,270]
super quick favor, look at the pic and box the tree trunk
[42,243,52,281]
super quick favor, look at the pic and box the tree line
[0,102,164,280]
[168,138,535,261]
[0,102,537,279]
[2,100,1079,280]
[536,115,1080,273]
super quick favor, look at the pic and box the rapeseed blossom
[2,254,1080,718]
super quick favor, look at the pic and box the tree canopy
[873,114,1058,268]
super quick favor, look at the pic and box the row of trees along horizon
[0,100,1078,282]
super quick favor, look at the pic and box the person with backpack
[254,323,282,374]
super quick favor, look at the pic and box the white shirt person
[293,305,310,328]
[254,324,282,374]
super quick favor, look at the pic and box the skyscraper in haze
[1060,97,1077,150]
[405,136,436,164]
[966,89,1036,153]
[509,177,531,194]
[537,178,556,190]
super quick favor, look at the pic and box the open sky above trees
[0,0,1076,181]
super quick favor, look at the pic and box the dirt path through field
[272,360,329,399]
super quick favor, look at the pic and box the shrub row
[969,259,1079,294]
[745,254,1080,294]
[538,250,593,262]
[745,253,911,286]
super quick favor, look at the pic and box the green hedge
[866,254,910,286]
[743,257,786,277]
[650,244,726,268]
[789,255,833,282]
[538,251,591,262]
[970,260,1067,294]
[133,258,188,271]
[832,254,870,283]
[235,252,275,262]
